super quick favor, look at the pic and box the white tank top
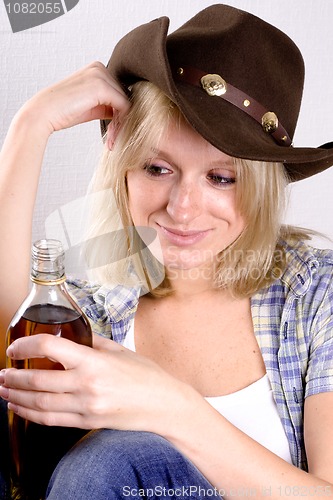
[123,321,293,464]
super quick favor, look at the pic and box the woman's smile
[156,224,212,247]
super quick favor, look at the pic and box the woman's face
[126,120,246,273]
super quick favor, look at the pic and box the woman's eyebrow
[150,148,235,171]
[208,159,235,170]
[150,147,167,157]
[149,148,176,164]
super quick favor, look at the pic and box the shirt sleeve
[304,264,333,398]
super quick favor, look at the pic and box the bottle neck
[31,239,66,284]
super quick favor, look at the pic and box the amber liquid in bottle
[6,240,92,500]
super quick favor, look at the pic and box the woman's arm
[0,62,130,367]
[1,334,332,498]
[304,393,333,484]
[168,390,333,498]
[0,107,51,366]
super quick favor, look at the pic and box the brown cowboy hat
[102,4,333,182]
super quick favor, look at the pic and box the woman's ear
[107,107,126,150]
[106,103,130,150]
[106,118,118,150]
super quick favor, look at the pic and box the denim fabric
[0,399,9,500]
[46,429,222,499]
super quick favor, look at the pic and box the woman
[0,4,333,498]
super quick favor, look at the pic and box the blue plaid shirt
[66,238,333,471]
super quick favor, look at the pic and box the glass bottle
[6,239,92,500]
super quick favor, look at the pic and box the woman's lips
[157,224,210,247]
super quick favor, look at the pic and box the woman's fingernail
[8,403,19,414]
[0,386,9,400]
[6,344,13,357]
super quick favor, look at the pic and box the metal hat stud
[262,111,279,134]
[201,74,227,96]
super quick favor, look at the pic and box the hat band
[173,65,292,147]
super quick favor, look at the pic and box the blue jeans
[0,397,221,499]
[47,429,222,499]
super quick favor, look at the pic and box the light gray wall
[1,0,333,260]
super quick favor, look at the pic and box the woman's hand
[18,61,130,137]
[0,334,194,433]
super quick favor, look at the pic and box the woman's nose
[166,180,202,224]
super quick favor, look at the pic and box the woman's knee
[47,429,220,499]
[48,430,180,491]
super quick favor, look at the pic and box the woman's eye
[207,172,236,188]
[144,164,171,177]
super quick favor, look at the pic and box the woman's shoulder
[278,236,333,298]
[281,237,333,272]
[253,238,333,340]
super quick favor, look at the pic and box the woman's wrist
[11,98,55,141]
[158,379,210,447]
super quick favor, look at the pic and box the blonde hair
[215,158,289,297]
[84,81,311,298]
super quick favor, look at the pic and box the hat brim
[103,15,333,182]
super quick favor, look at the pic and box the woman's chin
[165,258,215,276]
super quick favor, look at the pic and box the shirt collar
[279,239,320,298]
[92,283,141,323]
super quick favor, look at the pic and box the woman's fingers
[6,404,89,429]
[1,332,184,433]
[2,334,125,409]
[65,61,131,122]
[1,385,77,415]
[1,365,74,393]
[6,334,92,370]
[24,61,131,134]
